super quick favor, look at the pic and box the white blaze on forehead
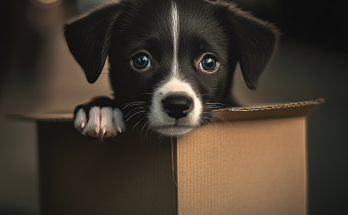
[147,2,204,136]
[171,1,179,77]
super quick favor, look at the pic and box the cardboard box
[12,99,323,215]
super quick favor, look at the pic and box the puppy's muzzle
[162,94,193,120]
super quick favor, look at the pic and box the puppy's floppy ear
[64,2,122,83]
[217,2,280,90]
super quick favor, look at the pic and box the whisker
[124,106,146,117]
[198,119,209,132]
[145,124,151,139]
[125,111,147,122]
[132,116,148,133]
[206,102,226,105]
[205,102,228,110]
[204,104,226,107]
[211,112,230,124]
[141,120,150,140]
[127,113,147,123]
[204,104,226,108]
[200,116,215,128]
[204,106,225,110]
[120,101,145,110]
[121,101,145,106]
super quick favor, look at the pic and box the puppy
[64,0,279,140]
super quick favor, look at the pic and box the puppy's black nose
[162,95,193,120]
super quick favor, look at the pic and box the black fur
[65,0,280,133]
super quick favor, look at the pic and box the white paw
[74,107,125,141]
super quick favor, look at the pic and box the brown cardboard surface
[177,117,306,215]
[37,121,177,215]
[9,99,322,215]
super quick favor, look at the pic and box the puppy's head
[65,0,280,136]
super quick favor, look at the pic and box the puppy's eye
[132,52,151,70]
[199,54,218,73]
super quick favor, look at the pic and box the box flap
[8,113,74,121]
[8,99,323,122]
[212,98,323,122]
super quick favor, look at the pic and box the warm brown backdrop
[0,0,347,214]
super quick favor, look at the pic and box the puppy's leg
[74,97,125,141]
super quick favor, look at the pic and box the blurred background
[0,0,347,214]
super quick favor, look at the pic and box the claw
[95,125,100,136]
[94,127,103,142]
[77,121,86,132]
[116,125,123,133]
[75,109,87,132]
[113,109,126,133]
[102,126,107,135]
[102,126,115,139]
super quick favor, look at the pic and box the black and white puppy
[64,0,279,140]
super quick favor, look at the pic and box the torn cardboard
[10,99,323,215]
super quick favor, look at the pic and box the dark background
[0,0,347,214]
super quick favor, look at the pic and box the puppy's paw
[74,97,125,141]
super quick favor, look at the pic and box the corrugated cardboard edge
[8,98,324,122]
[212,98,324,122]
[8,113,74,122]
[215,98,324,112]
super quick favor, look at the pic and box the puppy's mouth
[153,124,196,136]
